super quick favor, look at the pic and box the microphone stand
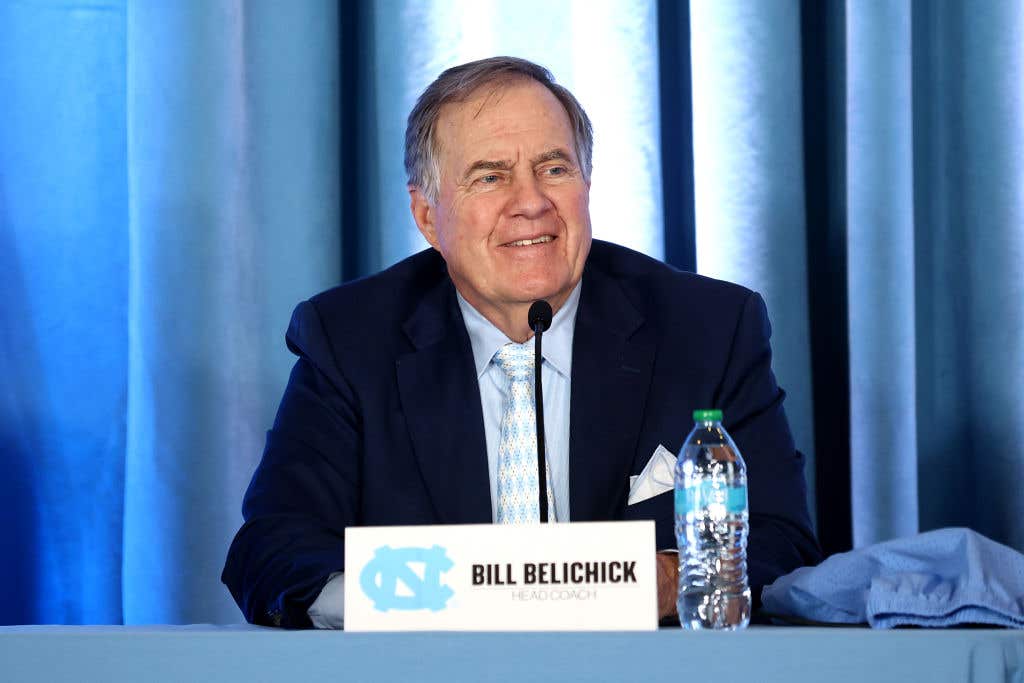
[528,301,553,523]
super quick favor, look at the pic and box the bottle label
[676,481,747,515]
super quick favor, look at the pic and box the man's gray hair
[405,56,594,203]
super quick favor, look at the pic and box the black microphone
[528,300,553,523]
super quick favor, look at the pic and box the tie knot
[493,342,534,381]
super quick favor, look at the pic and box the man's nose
[507,174,554,219]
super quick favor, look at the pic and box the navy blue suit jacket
[222,240,821,627]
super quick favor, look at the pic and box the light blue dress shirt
[457,283,580,524]
[308,283,582,628]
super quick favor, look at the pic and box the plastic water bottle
[675,409,750,630]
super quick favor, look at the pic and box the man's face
[411,79,592,325]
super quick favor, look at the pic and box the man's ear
[409,186,440,251]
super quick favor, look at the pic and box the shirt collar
[457,281,581,380]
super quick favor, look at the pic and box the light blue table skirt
[1,625,1022,682]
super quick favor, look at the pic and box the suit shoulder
[304,248,446,327]
[588,240,755,312]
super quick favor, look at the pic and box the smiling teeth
[509,236,554,247]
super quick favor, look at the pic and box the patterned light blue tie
[493,342,555,524]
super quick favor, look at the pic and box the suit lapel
[569,265,655,521]
[396,277,492,524]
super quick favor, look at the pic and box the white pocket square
[627,444,677,505]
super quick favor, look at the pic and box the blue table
[2,625,1022,682]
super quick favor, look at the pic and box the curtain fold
[123,0,340,623]
[839,0,1024,549]
[846,0,918,547]
[0,0,127,624]
[689,0,817,515]
[911,0,1024,550]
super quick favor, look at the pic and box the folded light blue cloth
[762,527,1024,628]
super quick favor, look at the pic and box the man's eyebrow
[461,159,513,181]
[531,148,574,166]
[460,149,575,182]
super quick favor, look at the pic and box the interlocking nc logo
[359,544,454,612]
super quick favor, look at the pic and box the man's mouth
[505,235,555,247]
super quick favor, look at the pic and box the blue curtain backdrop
[123,1,342,624]
[1,0,1022,624]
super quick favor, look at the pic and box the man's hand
[656,551,678,620]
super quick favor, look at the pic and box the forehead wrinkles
[434,88,509,183]
[435,79,573,186]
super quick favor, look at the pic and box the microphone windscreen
[528,300,553,332]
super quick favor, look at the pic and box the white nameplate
[344,520,656,631]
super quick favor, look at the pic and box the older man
[223,56,821,628]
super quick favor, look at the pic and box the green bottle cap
[693,409,723,422]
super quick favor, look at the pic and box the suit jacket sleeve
[222,299,357,628]
[718,291,822,600]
